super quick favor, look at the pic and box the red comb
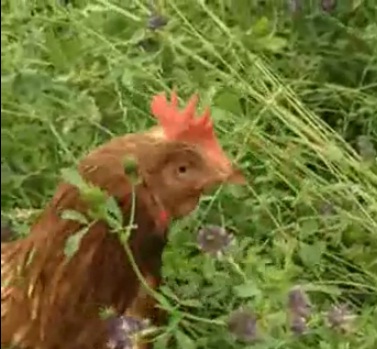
[151,90,231,167]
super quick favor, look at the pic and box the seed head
[327,304,355,332]
[289,314,307,335]
[227,308,258,343]
[106,315,150,349]
[147,15,168,30]
[197,225,233,257]
[287,286,311,319]
[321,0,337,12]
[287,286,311,335]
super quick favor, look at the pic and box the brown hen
[1,91,245,349]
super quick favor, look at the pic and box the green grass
[1,0,377,348]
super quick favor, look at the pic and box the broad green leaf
[61,168,87,190]
[299,218,319,238]
[299,241,326,268]
[213,89,243,116]
[233,281,261,299]
[174,331,196,349]
[251,16,270,36]
[261,36,287,53]
[105,196,123,230]
[64,227,90,259]
[61,209,89,225]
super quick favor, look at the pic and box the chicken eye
[178,165,187,174]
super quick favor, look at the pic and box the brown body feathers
[1,92,245,349]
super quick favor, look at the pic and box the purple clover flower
[287,286,311,319]
[227,308,258,343]
[321,0,337,12]
[106,315,150,349]
[327,303,355,332]
[287,286,311,335]
[197,225,234,257]
[147,15,168,30]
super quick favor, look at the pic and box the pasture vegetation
[1,0,377,348]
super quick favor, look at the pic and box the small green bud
[123,156,141,185]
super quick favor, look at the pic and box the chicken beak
[207,150,247,186]
[206,153,246,186]
[219,163,247,185]
[224,165,247,184]
[200,162,246,193]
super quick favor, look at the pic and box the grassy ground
[1,1,377,348]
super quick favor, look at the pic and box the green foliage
[64,225,90,259]
[2,0,377,348]
[123,155,141,181]
[60,166,129,256]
